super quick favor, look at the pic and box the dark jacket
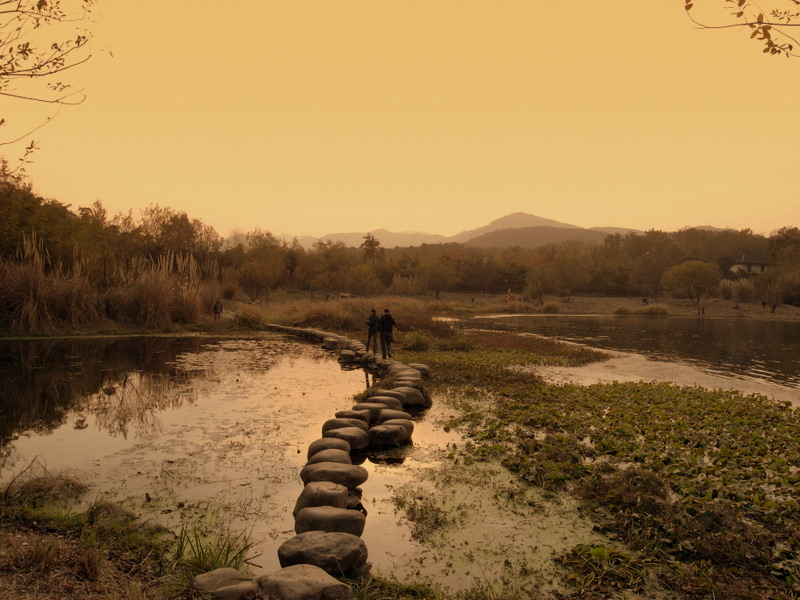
[367,313,380,332]
[379,313,396,333]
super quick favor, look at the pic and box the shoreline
[1,293,799,341]
[436,292,800,322]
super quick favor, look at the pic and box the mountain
[589,226,642,235]
[277,213,633,249]
[277,228,446,249]
[464,226,608,249]
[447,212,579,244]
[319,228,447,248]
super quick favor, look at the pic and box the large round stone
[300,462,369,489]
[323,426,369,451]
[306,448,352,465]
[408,363,431,377]
[334,409,370,423]
[295,505,366,536]
[278,531,367,576]
[366,395,403,410]
[307,438,351,460]
[382,418,414,437]
[391,386,428,407]
[371,388,405,402]
[293,481,349,517]
[377,408,413,423]
[322,418,368,434]
[368,424,408,447]
[193,568,258,600]
[338,349,357,363]
[257,564,352,600]
[351,402,386,422]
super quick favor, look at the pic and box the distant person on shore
[379,308,396,359]
[365,308,380,353]
[212,299,223,321]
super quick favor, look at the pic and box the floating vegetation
[398,329,800,599]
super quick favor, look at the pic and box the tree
[628,231,685,299]
[238,258,283,301]
[661,260,722,313]
[685,0,800,57]
[421,256,457,300]
[0,0,96,141]
[359,233,382,266]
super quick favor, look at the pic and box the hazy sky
[2,0,798,238]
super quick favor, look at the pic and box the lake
[474,314,800,404]
[0,333,595,591]
[1,317,796,590]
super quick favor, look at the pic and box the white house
[729,250,770,275]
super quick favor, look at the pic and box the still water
[1,320,796,588]
[476,314,800,392]
[1,334,591,590]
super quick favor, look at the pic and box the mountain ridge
[276,212,644,249]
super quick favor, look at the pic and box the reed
[259,295,452,335]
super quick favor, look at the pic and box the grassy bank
[0,460,257,599]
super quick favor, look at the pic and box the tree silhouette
[686,0,800,56]
[0,0,95,145]
[360,233,382,266]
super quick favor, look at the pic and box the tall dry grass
[106,252,204,328]
[256,296,452,335]
[0,235,100,332]
[718,278,756,304]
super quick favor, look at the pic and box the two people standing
[366,307,396,358]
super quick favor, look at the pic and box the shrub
[614,304,668,316]
[635,304,669,316]
[732,279,756,304]
[540,302,561,314]
[718,279,735,301]
[236,305,268,329]
[401,330,432,351]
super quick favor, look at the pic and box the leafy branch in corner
[685,0,800,56]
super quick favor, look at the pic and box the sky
[1,0,798,239]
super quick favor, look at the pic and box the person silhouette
[379,308,396,358]
[365,308,379,353]
[212,299,223,320]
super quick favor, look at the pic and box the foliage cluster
[401,331,800,598]
[686,0,800,57]
[4,173,800,333]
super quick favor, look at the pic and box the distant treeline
[2,171,800,332]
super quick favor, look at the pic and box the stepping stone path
[193,324,432,600]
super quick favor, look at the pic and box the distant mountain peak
[276,212,635,249]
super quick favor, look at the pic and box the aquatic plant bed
[400,329,800,599]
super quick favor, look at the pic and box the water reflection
[477,315,800,388]
[0,336,344,461]
[0,337,208,444]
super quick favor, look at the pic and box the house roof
[732,249,770,265]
